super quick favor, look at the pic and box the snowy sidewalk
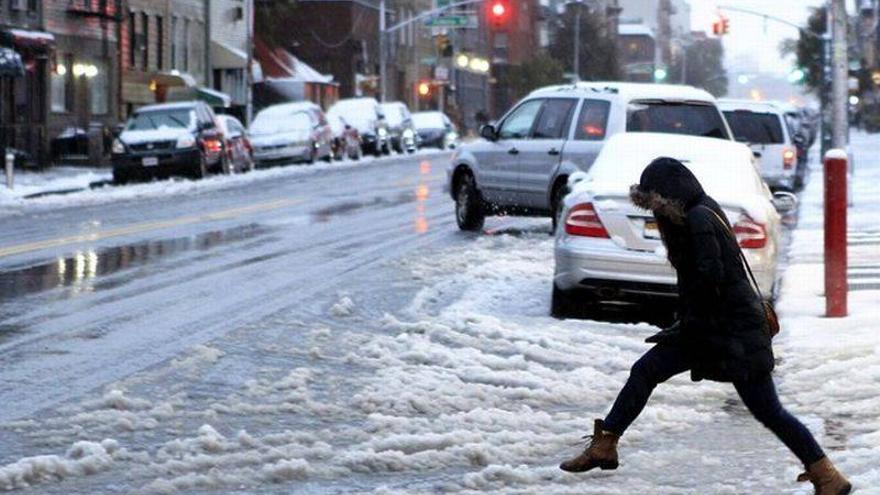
[0,166,111,204]
[773,131,880,492]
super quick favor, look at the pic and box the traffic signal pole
[378,0,486,103]
[830,0,849,150]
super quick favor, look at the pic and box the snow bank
[0,439,119,490]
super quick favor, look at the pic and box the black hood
[630,157,706,223]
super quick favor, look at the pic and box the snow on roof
[134,101,200,113]
[9,29,55,43]
[530,82,717,103]
[255,101,320,117]
[254,37,334,84]
[575,133,764,216]
[717,99,786,114]
[618,24,654,37]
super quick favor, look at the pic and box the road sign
[425,15,476,28]
[435,66,450,81]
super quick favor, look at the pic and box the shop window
[51,55,71,113]
[89,59,109,115]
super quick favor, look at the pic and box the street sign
[435,66,450,81]
[425,15,476,28]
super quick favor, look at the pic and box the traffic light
[436,34,453,58]
[488,0,510,28]
[417,81,432,98]
[712,15,730,36]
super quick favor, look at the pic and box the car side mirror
[793,134,806,146]
[480,124,498,141]
[771,191,798,214]
[377,113,386,120]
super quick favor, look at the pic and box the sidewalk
[0,166,110,205]
[773,130,880,492]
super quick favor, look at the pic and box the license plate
[643,218,661,240]
[142,156,159,167]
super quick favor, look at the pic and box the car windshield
[723,111,784,144]
[380,105,404,126]
[126,108,195,131]
[412,112,445,129]
[330,101,378,131]
[251,111,312,135]
[626,102,729,139]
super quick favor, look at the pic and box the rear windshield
[626,102,729,140]
[723,111,784,144]
[127,109,195,131]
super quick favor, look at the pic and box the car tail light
[733,215,767,249]
[203,138,222,154]
[565,203,609,238]
[783,148,796,169]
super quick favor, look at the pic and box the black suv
[111,101,225,184]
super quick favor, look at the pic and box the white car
[249,102,334,165]
[719,99,798,191]
[552,132,796,318]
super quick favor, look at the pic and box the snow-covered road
[0,140,877,494]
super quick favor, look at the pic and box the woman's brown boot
[559,419,620,473]
[797,457,852,495]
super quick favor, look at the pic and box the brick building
[1,0,52,166]
[44,0,122,164]
[120,0,209,117]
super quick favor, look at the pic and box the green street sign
[425,16,471,27]
[437,0,451,6]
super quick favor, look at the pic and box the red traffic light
[488,0,510,27]
[712,15,730,36]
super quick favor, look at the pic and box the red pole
[824,149,848,317]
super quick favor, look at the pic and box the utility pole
[379,0,387,102]
[245,0,254,125]
[830,0,849,149]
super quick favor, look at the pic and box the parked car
[552,132,797,318]
[719,100,798,191]
[325,109,362,161]
[379,101,418,153]
[249,102,333,165]
[215,115,255,173]
[447,82,733,231]
[111,101,226,184]
[413,111,458,149]
[328,98,390,156]
[774,101,812,189]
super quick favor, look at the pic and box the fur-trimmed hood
[629,157,705,223]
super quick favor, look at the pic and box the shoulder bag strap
[697,205,765,301]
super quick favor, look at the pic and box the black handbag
[700,206,780,339]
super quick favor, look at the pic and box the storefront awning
[195,87,232,108]
[150,71,197,88]
[0,47,24,77]
[1,29,54,51]
[211,41,247,69]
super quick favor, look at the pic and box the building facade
[1,0,50,166]
[210,0,248,119]
[120,0,209,117]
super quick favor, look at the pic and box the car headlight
[176,135,196,149]
[378,128,388,137]
[111,139,125,154]
[402,128,414,139]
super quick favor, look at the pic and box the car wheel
[551,182,567,234]
[307,145,316,164]
[551,284,580,319]
[112,169,129,185]
[193,154,208,179]
[455,173,485,231]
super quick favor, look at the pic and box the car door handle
[548,148,560,156]
[508,148,519,155]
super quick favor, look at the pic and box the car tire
[192,154,208,180]
[551,182,567,234]
[306,145,316,164]
[455,173,485,231]
[112,169,129,185]
[551,284,582,319]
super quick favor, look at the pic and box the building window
[51,55,70,113]
[156,16,164,70]
[141,12,149,69]
[89,59,109,115]
[128,11,136,68]
[171,17,178,69]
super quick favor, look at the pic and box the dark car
[111,101,225,184]
[413,111,458,149]
[216,115,255,173]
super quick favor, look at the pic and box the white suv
[719,100,799,191]
[446,82,733,231]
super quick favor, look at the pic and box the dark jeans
[603,343,825,467]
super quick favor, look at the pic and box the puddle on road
[0,223,270,301]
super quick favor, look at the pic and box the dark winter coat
[630,157,774,383]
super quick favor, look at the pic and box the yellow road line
[0,197,306,258]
